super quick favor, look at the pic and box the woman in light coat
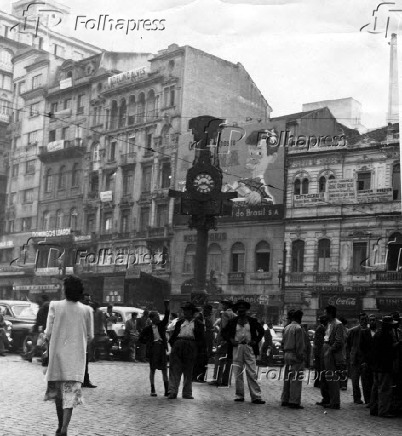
[43,276,94,436]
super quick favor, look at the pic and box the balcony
[99,233,113,241]
[373,271,402,284]
[286,272,340,284]
[119,152,137,166]
[38,139,85,163]
[103,159,118,170]
[117,232,130,239]
[120,194,133,205]
[87,191,99,200]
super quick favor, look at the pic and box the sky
[1,0,401,129]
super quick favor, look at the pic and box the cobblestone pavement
[0,353,401,436]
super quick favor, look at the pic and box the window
[1,74,12,90]
[140,208,150,231]
[77,94,85,113]
[55,210,63,229]
[12,164,19,177]
[21,217,32,232]
[9,192,16,206]
[353,242,368,272]
[146,133,153,152]
[50,102,58,114]
[70,209,78,230]
[393,164,400,200]
[294,179,301,195]
[25,159,35,174]
[301,178,309,194]
[255,241,270,272]
[90,173,99,193]
[71,163,79,187]
[49,130,56,142]
[45,169,53,192]
[64,98,72,110]
[32,74,43,89]
[19,81,26,94]
[28,131,37,145]
[42,212,50,230]
[318,176,326,193]
[121,212,130,233]
[357,172,371,191]
[87,215,95,233]
[163,86,175,107]
[156,204,169,227]
[105,172,114,191]
[110,141,117,161]
[22,189,34,203]
[92,143,100,161]
[142,166,152,192]
[8,220,14,233]
[231,242,245,272]
[53,44,65,58]
[118,99,126,128]
[58,166,66,190]
[104,213,113,233]
[318,239,331,272]
[387,233,402,271]
[207,243,222,274]
[0,99,10,116]
[61,127,69,140]
[30,102,39,116]
[291,240,305,272]
[184,244,196,274]
[123,171,133,195]
[161,163,171,188]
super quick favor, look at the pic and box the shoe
[167,393,177,399]
[324,404,340,410]
[234,398,245,402]
[150,392,157,397]
[316,401,326,406]
[288,404,304,409]
[183,395,194,399]
[82,382,97,388]
[281,402,289,407]
[252,399,266,404]
[354,399,364,404]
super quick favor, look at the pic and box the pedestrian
[104,304,118,341]
[91,301,107,361]
[193,305,214,383]
[43,275,94,436]
[370,315,398,417]
[167,302,205,399]
[136,310,150,362]
[281,309,305,409]
[347,312,368,404]
[222,299,265,404]
[318,305,345,410]
[31,295,50,363]
[313,315,327,389]
[125,312,139,362]
[338,316,348,391]
[209,299,235,387]
[139,300,170,397]
[0,313,8,356]
[81,294,96,388]
[360,314,377,407]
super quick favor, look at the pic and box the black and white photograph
[0,0,401,434]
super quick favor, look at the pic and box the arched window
[393,164,400,200]
[231,242,245,272]
[329,174,335,181]
[45,169,52,192]
[291,240,305,272]
[71,163,79,187]
[58,165,66,190]
[207,243,222,274]
[110,100,118,129]
[70,208,78,230]
[43,211,50,230]
[118,98,126,128]
[55,210,63,229]
[388,232,402,271]
[183,244,196,274]
[318,239,331,272]
[294,179,301,195]
[91,143,100,161]
[318,176,326,193]
[255,241,270,272]
[302,178,309,194]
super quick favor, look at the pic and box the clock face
[193,173,215,193]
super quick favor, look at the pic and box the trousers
[168,339,197,397]
[361,365,373,404]
[370,372,393,416]
[351,363,362,401]
[320,344,341,406]
[281,358,304,405]
[232,344,262,400]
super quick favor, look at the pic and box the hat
[220,299,233,308]
[203,304,213,311]
[181,302,199,313]
[380,315,398,325]
[233,299,251,311]
[391,312,401,321]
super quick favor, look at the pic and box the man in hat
[313,315,328,389]
[360,314,377,407]
[167,302,205,399]
[209,299,235,386]
[193,304,214,383]
[222,300,265,404]
[370,315,398,417]
[281,309,305,409]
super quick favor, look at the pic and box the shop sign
[108,66,149,87]
[221,294,266,305]
[184,232,227,243]
[328,178,355,204]
[13,284,60,291]
[320,293,362,314]
[0,266,27,275]
[228,272,245,285]
[74,235,92,243]
[59,77,72,89]
[103,277,124,303]
[47,140,65,153]
[219,204,283,222]
[0,241,14,249]
[32,228,71,238]
[35,267,61,276]
[293,193,325,207]
[100,191,113,202]
[376,297,402,312]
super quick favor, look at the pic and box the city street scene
[0,0,402,434]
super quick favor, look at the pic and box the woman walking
[43,276,94,435]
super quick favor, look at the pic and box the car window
[273,329,283,339]
[113,312,123,323]
[11,304,38,319]
[0,305,12,317]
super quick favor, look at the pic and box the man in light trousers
[281,309,305,409]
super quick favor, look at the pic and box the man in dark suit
[139,300,170,397]
[313,315,327,389]
[360,314,377,407]
[222,300,265,404]
[167,302,205,399]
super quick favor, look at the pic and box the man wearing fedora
[167,302,205,399]
[222,300,265,404]
[370,315,398,417]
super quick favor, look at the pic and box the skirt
[44,381,83,408]
[150,341,168,371]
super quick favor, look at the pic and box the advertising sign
[293,193,325,207]
[228,272,245,285]
[108,66,149,87]
[47,140,65,153]
[100,191,113,202]
[320,293,362,315]
[103,277,124,303]
[327,178,355,204]
[376,297,402,312]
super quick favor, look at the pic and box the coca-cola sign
[320,293,361,315]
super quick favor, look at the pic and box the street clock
[186,163,222,201]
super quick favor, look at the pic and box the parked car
[271,326,284,365]
[0,300,38,352]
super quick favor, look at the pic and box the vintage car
[99,306,145,338]
[0,300,39,352]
